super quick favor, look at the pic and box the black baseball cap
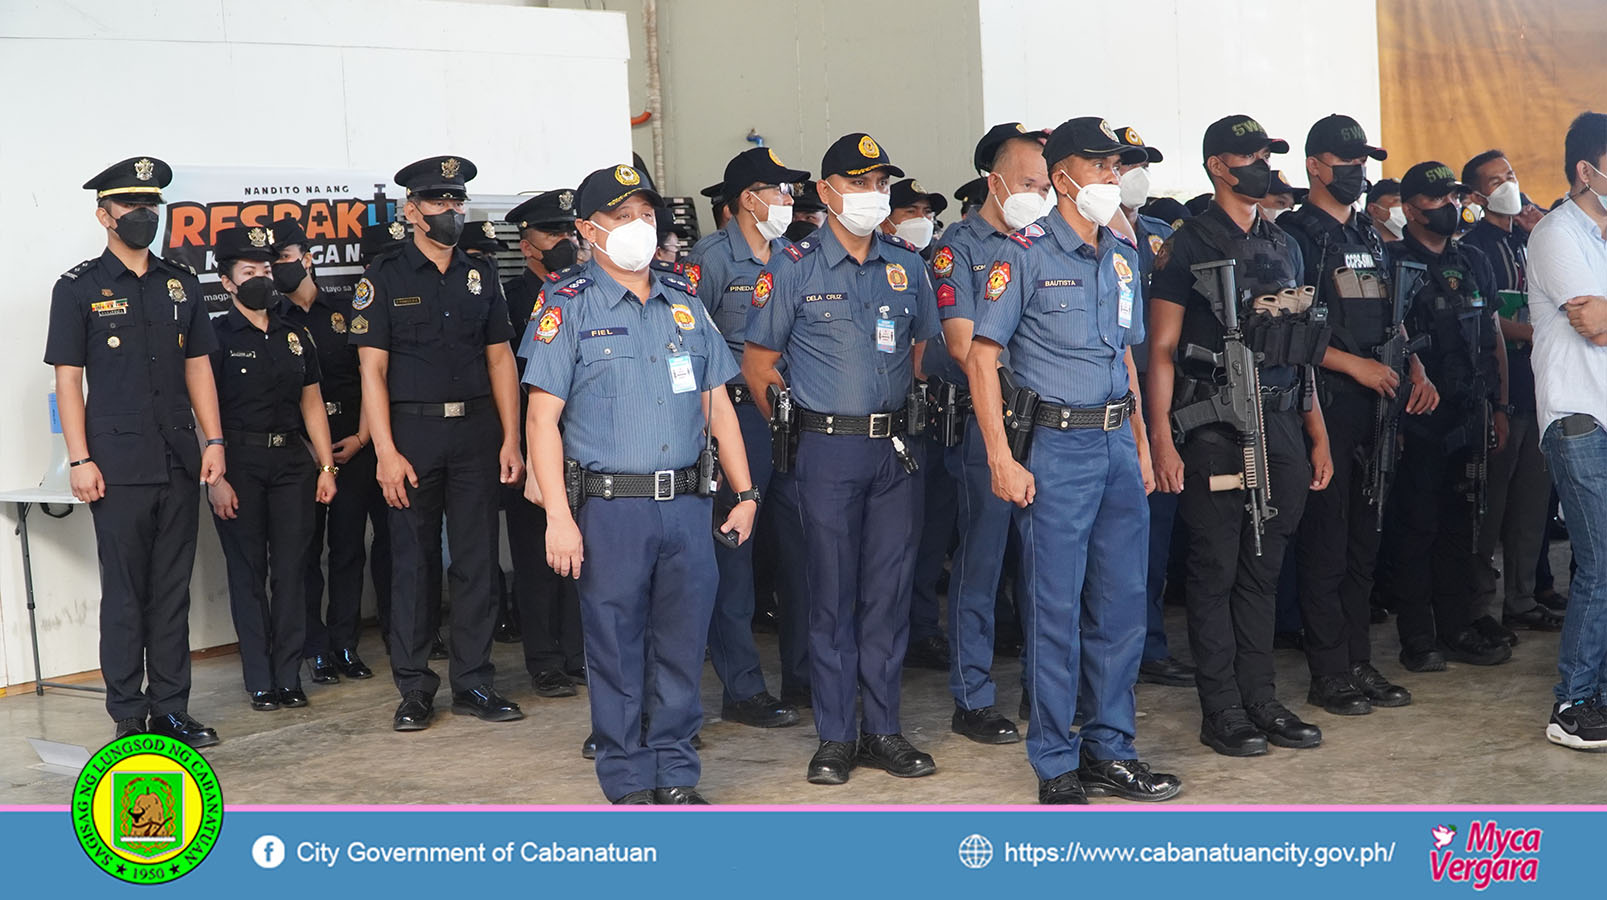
[269,216,309,252]
[395,156,476,200]
[820,132,905,178]
[953,176,988,208]
[1305,114,1387,161]
[574,164,664,218]
[213,224,277,264]
[1043,117,1128,168]
[1269,170,1308,202]
[699,181,724,200]
[973,122,1048,173]
[792,181,827,214]
[1139,197,1191,229]
[361,216,408,263]
[1202,115,1289,160]
[1400,161,1467,201]
[506,189,577,231]
[722,147,810,206]
[1115,125,1163,164]
[457,220,506,255]
[84,156,171,204]
[889,179,948,215]
[1367,178,1401,203]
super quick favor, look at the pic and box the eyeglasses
[751,183,797,197]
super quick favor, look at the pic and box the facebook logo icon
[252,834,286,869]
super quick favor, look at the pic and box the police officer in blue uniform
[349,156,526,731]
[273,217,378,685]
[685,146,809,729]
[1113,125,1195,689]
[967,117,1181,804]
[45,157,226,746]
[744,132,942,786]
[502,190,587,695]
[522,164,759,804]
[930,122,1050,744]
[206,225,339,710]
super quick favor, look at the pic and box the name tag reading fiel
[668,353,697,394]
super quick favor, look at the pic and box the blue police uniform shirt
[928,212,1013,382]
[972,209,1143,408]
[745,225,941,415]
[685,218,795,378]
[519,260,739,474]
[1129,212,1176,376]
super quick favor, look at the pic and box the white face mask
[1060,173,1123,227]
[892,215,935,250]
[824,182,891,236]
[750,194,793,241]
[1484,179,1522,216]
[588,216,657,272]
[992,173,1050,231]
[1261,205,1288,222]
[1119,166,1151,210]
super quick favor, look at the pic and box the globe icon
[958,834,993,869]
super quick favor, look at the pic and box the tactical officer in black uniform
[1280,116,1430,716]
[349,156,526,731]
[1147,116,1334,758]
[46,157,225,746]
[273,217,378,684]
[206,225,339,710]
[1376,161,1512,672]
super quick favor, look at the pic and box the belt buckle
[653,469,676,501]
[325,401,340,416]
[868,413,892,439]
[1102,401,1125,432]
[443,401,466,418]
[269,433,286,447]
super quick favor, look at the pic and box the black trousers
[1378,417,1478,654]
[502,484,583,674]
[1294,386,1381,677]
[387,407,500,696]
[304,445,391,655]
[91,465,200,721]
[213,445,316,692]
[1179,409,1310,716]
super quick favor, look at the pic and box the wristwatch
[734,487,762,504]
[320,464,340,476]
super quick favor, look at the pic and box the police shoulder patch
[352,278,375,310]
[1153,237,1175,271]
[984,261,1012,301]
[62,259,95,281]
[932,245,955,279]
[752,271,774,308]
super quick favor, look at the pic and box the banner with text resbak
[161,167,400,313]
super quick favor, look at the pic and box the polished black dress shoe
[951,705,1022,744]
[493,603,522,643]
[582,732,598,759]
[113,717,147,740]
[334,648,373,680]
[1439,628,1512,666]
[1369,605,1390,624]
[722,691,800,728]
[278,688,309,708]
[1535,588,1568,612]
[1307,674,1371,716]
[1038,771,1089,805]
[1248,701,1321,749]
[250,691,281,711]
[393,690,434,731]
[1077,752,1183,802]
[613,789,654,805]
[857,733,936,778]
[780,685,812,709]
[428,631,448,660]
[653,786,711,805]
[1138,656,1196,687]
[451,685,524,722]
[1505,605,1564,632]
[807,740,857,785]
[1351,662,1411,707]
[149,712,220,748]
[1400,646,1447,672]
[308,654,340,684]
[1200,707,1268,757]
[1471,614,1519,648]
[902,634,950,670]
[532,669,578,698]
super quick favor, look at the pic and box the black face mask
[113,207,160,250]
[1421,203,1461,237]
[1323,164,1367,205]
[421,210,465,246]
[540,239,576,272]
[1227,159,1273,199]
[235,275,278,311]
[272,260,308,293]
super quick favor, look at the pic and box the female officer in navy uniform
[207,225,338,710]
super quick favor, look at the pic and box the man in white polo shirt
[1528,111,1607,751]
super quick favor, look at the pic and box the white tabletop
[0,487,82,505]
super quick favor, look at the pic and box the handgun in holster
[932,378,966,448]
[906,381,930,439]
[998,367,1040,463]
[563,457,584,514]
[766,385,799,474]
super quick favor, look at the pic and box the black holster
[564,457,584,514]
[998,367,1040,463]
[767,385,799,474]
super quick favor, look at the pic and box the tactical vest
[1287,213,1391,354]
[1407,249,1498,404]
[1184,212,1331,371]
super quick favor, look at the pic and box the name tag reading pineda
[668,353,696,394]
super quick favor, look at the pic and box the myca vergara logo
[72,734,224,884]
[1429,820,1540,890]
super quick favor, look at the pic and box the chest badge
[1148,234,1164,255]
[107,335,121,349]
[536,306,563,344]
[985,262,1011,302]
[287,332,304,355]
[467,269,483,295]
[100,288,114,297]
[672,304,697,331]
[167,278,186,302]
[885,263,909,292]
[351,315,369,335]
[330,312,347,333]
[933,246,954,278]
[1113,253,1134,285]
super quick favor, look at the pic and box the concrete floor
[3,596,1604,806]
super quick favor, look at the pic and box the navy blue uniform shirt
[211,306,322,434]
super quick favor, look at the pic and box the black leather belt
[727,383,754,405]
[1032,393,1135,431]
[580,466,699,501]
[225,429,299,448]
[798,408,908,438]
[391,398,491,418]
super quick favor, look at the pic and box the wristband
[206,437,226,447]
[69,457,93,468]
[320,464,340,475]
